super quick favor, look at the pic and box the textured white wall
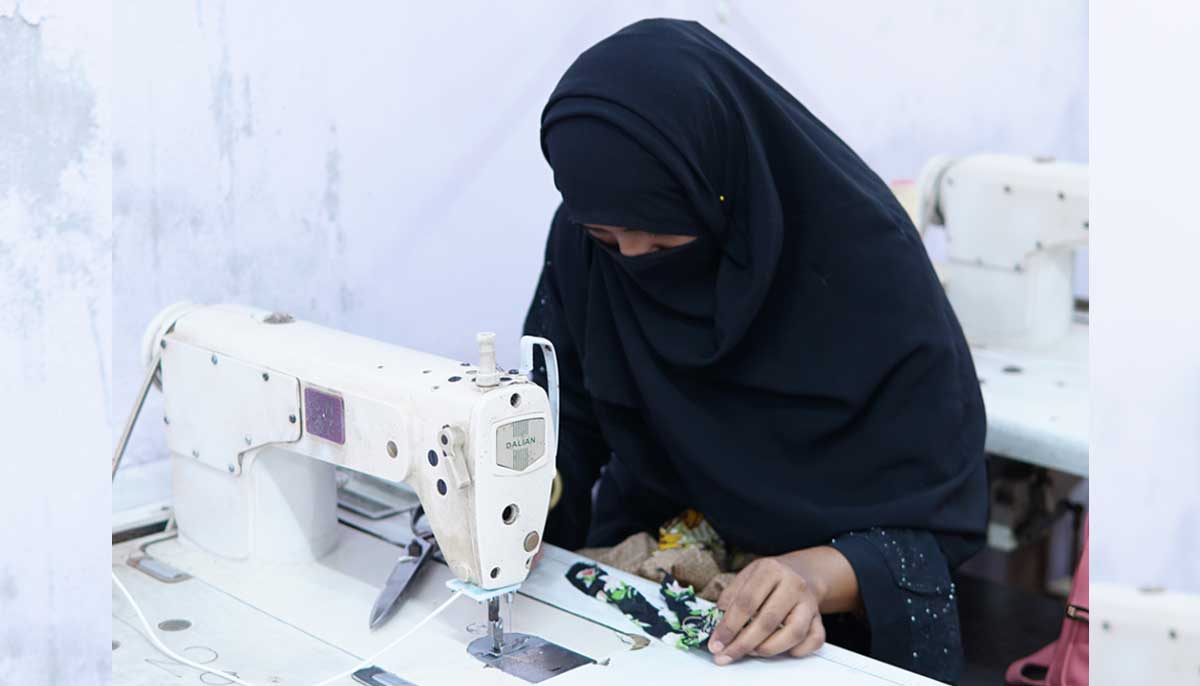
[112,0,1089,472]
[0,0,112,683]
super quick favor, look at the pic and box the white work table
[112,522,941,685]
[969,321,1089,477]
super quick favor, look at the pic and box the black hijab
[538,19,987,554]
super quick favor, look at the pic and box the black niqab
[538,19,987,554]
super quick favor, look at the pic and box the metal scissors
[368,505,438,630]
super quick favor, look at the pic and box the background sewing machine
[911,154,1089,554]
[890,154,1092,681]
[894,154,1089,480]
[112,303,946,685]
[900,154,1199,684]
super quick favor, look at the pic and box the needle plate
[467,633,594,683]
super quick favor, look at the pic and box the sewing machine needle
[487,597,503,654]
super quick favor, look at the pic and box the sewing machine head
[142,303,559,590]
[915,154,1089,347]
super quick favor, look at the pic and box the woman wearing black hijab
[524,19,987,683]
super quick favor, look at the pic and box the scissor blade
[369,537,435,630]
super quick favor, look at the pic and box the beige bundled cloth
[577,510,758,602]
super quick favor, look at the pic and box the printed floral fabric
[578,509,750,601]
[658,508,726,558]
[566,561,723,650]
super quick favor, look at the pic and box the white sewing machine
[112,302,569,679]
[137,303,557,590]
[894,155,1091,478]
[915,153,1089,349]
[111,304,946,685]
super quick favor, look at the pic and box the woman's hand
[707,546,859,665]
[708,557,826,664]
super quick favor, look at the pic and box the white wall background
[111,0,1089,475]
[1,0,112,683]
[1090,3,1200,595]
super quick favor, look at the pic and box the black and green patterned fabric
[566,561,722,650]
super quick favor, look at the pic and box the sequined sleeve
[829,527,974,684]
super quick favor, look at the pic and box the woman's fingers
[715,565,750,613]
[787,613,826,657]
[715,575,807,664]
[749,602,817,657]
[709,563,774,654]
[708,556,830,665]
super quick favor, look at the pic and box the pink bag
[1005,517,1089,686]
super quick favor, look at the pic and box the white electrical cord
[111,569,463,686]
